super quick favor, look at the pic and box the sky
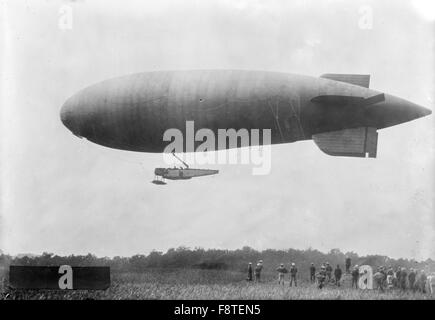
[1,0,434,260]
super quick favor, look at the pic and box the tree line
[0,247,433,276]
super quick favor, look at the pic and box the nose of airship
[368,93,432,129]
[60,95,83,138]
[60,86,133,150]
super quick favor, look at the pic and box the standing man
[419,270,427,293]
[395,267,402,289]
[317,265,327,289]
[374,267,386,292]
[428,274,433,295]
[400,267,407,290]
[408,268,416,291]
[310,263,316,283]
[247,262,253,281]
[254,260,263,282]
[345,257,351,273]
[334,265,342,287]
[386,273,394,290]
[289,263,298,287]
[325,262,333,282]
[276,263,288,285]
[351,265,359,289]
[381,266,387,282]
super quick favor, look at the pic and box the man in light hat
[276,263,288,285]
[289,262,298,287]
[254,260,263,282]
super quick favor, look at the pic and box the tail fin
[320,74,370,88]
[313,127,378,158]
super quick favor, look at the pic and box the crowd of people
[246,258,433,294]
[371,265,431,293]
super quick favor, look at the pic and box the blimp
[60,70,431,182]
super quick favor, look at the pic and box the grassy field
[1,268,433,300]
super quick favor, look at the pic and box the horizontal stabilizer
[320,74,370,88]
[363,93,385,106]
[313,127,378,158]
[311,93,385,106]
[311,95,364,105]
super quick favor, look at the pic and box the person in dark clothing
[289,263,298,287]
[310,263,316,283]
[381,267,387,281]
[418,270,427,293]
[254,261,263,282]
[334,265,342,286]
[395,267,402,288]
[400,268,407,290]
[345,257,351,273]
[247,262,253,281]
[325,263,333,282]
[408,269,416,291]
[351,265,359,289]
[374,267,386,292]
